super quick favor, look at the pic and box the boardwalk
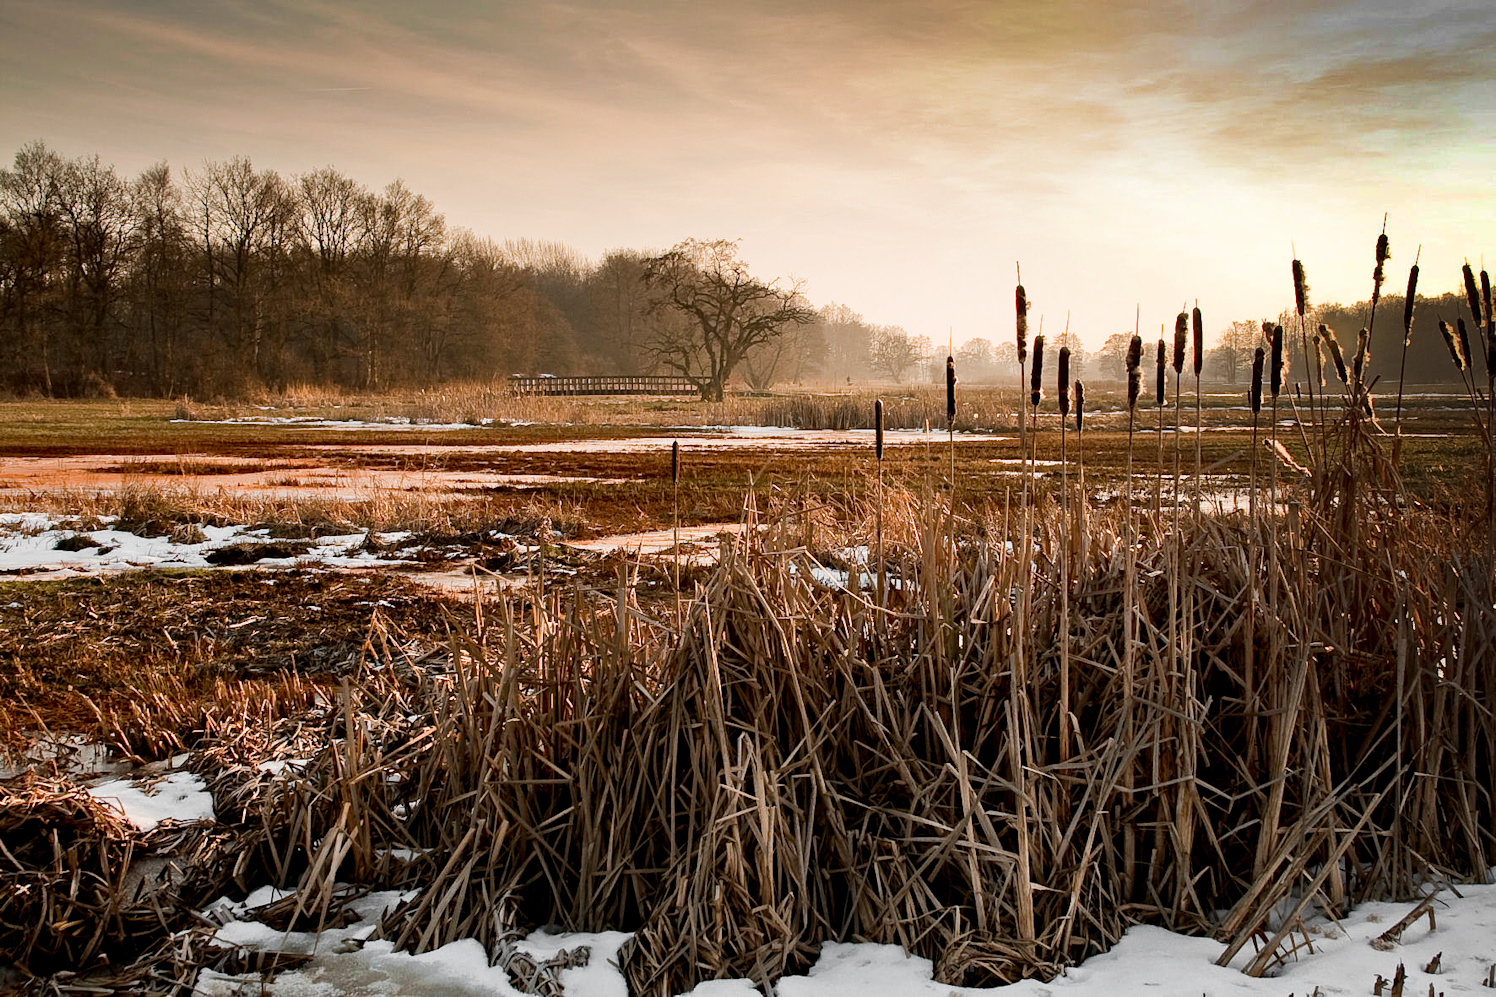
[507,374,699,396]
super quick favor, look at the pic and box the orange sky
[3,0,1493,348]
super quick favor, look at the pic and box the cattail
[1155,338,1166,406]
[1270,324,1284,396]
[1440,319,1466,371]
[945,356,956,428]
[1314,335,1327,389]
[1029,337,1044,408]
[1484,270,1496,376]
[1250,347,1264,414]
[1456,320,1472,376]
[1353,328,1369,382]
[1126,334,1142,409]
[1058,347,1071,416]
[1372,232,1389,301]
[1463,263,1483,326]
[874,399,884,460]
[1172,312,1187,373]
[1321,324,1348,383]
[671,440,680,484]
[1403,263,1419,346]
[1192,306,1204,377]
[1074,381,1085,434]
[1015,284,1029,364]
[1293,259,1309,317]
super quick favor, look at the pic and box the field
[1,379,1493,995]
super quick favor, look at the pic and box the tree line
[0,143,943,398]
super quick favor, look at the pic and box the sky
[3,0,1494,350]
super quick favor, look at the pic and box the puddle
[325,428,1010,458]
[0,455,613,500]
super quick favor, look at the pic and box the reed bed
[26,465,1469,993]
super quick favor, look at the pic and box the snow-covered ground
[0,514,419,577]
[193,881,1496,996]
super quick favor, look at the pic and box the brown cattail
[874,399,884,460]
[1192,306,1204,377]
[1074,381,1085,434]
[1484,269,1495,377]
[1126,334,1142,409]
[1270,324,1284,396]
[1353,327,1370,382]
[1456,320,1472,377]
[671,440,680,484]
[946,356,956,427]
[1155,338,1166,405]
[1029,337,1044,408]
[1250,347,1264,414]
[1440,319,1466,371]
[1463,263,1483,326]
[1172,312,1188,373]
[1015,284,1029,364]
[1314,334,1327,389]
[1403,263,1419,346]
[1058,347,1071,417]
[1322,324,1348,383]
[1372,232,1389,301]
[1293,259,1309,318]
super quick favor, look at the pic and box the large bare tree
[643,239,813,401]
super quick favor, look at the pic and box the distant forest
[0,142,1483,397]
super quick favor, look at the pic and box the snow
[86,770,215,830]
[189,882,1496,996]
[0,518,421,576]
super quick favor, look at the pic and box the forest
[0,142,1474,398]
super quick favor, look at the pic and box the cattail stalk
[1172,312,1187,514]
[1057,344,1072,758]
[1292,258,1322,458]
[1269,324,1284,515]
[946,354,957,492]
[671,440,681,615]
[1156,337,1166,518]
[1193,305,1204,515]
[1058,346,1071,514]
[874,399,884,611]
[1016,272,1028,448]
[1250,347,1264,520]
[1394,256,1419,444]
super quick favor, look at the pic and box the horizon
[4,0,1493,351]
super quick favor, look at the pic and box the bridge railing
[507,374,700,397]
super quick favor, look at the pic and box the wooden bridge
[507,374,699,397]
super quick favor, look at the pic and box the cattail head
[1270,324,1284,396]
[1321,324,1348,384]
[1292,259,1309,318]
[1172,312,1188,373]
[1440,319,1466,371]
[1155,338,1166,406]
[1250,347,1264,414]
[874,399,884,461]
[1073,381,1085,434]
[1126,333,1142,374]
[1372,232,1389,298]
[1403,264,1419,345]
[1456,319,1472,377]
[1015,284,1029,364]
[1463,263,1483,326]
[946,356,956,427]
[1029,337,1044,408]
[1483,269,1492,332]
[1353,327,1369,382]
[1058,347,1071,417]
[1192,306,1204,377]
[671,440,680,484]
[1314,335,1326,389]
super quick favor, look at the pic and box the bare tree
[868,325,930,383]
[642,239,814,401]
[1209,320,1261,384]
